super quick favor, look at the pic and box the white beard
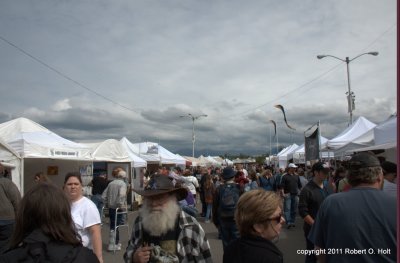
[140,195,180,236]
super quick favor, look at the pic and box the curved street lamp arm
[317,54,345,62]
[349,52,379,62]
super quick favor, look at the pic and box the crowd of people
[146,155,397,263]
[0,151,397,263]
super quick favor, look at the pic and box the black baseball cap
[312,162,330,173]
[381,161,397,174]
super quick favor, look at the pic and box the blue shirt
[308,187,396,263]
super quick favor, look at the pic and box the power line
[0,35,140,113]
[232,23,396,119]
[236,62,343,117]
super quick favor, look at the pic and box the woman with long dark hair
[0,183,99,262]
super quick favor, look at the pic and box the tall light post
[317,51,378,125]
[180,113,207,158]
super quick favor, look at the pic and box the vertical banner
[305,127,320,161]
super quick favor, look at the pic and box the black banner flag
[305,127,320,161]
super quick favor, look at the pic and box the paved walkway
[101,210,306,263]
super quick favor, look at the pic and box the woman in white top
[64,172,103,263]
[182,169,199,200]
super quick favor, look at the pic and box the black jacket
[298,180,333,233]
[0,229,99,263]
[223,235,283,263]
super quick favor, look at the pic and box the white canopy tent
[85,138,147,206]
[325,116,376,150]
[0,118,92,160]
[0,118,93,193]
[182,156,200,166]
[277,143,299,168]
[120,137,185,166]
[224,158,234,166]
[333,129,374,156]
[197,155,213,167]
[334,115,396,157]
[206,156,221,166]
[346,115,397,163]
[374,115,396,145]
[86,139,146,167]
[211,156,225,165]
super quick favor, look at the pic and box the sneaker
[205,220,210,223]
[116,243,122,251]
[107,244,117,251]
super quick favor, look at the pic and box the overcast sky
[0,0,396,156]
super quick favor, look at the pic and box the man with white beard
[124,174,212,263]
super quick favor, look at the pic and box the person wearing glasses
[223,189,284,263]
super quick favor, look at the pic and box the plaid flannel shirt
[124,210,213,263]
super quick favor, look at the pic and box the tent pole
[21,157,24,195]
[318,120,321,161]
[269,125,272,157]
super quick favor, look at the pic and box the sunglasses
[268,213,283,224]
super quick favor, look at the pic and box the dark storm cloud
[0,1,395,156]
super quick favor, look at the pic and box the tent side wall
[0,143,22,191]
[24,158,93,194]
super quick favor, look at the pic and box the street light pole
[180,113,207,158]
[317,52,378,125]
[344,56,354,124]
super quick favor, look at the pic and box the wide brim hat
[133,174,188,201]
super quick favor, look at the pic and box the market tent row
[197,155,216,167]
[175,154,192,167]
[183,156,200,166]
[182,156,233,167]
[120,137,188,205]
[232,158,256,164]
[120,137,186,166]
[0,118,93,193]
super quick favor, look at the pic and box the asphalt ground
[101,210,306,263]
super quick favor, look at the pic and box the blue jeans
[205,203,212,221]
[90,194,104,218]
[284,194,298,224]
[109,208,126,243]
[220,219,239,251]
